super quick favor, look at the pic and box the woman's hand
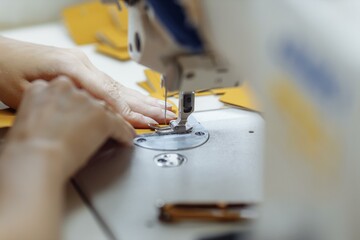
[5,76,135,180]
[0,36,176,128]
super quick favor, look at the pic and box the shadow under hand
[74,139,134,198]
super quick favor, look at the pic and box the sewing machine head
[120,0,242,133]
[124,0,241,92]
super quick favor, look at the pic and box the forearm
[0,140,66,240]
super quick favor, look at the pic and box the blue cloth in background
[146,0,204,53]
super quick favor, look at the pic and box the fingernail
[144,116,158,125]
[158,100,173,108]
[164,110,177,119]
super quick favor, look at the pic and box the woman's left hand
[0,36,176,128]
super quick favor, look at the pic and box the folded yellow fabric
[96,43,130,61]
[63,1,130,61]
[62,1,113,45]
[219,84,261,112]
[0,109,16,128]
[96,25,128,49]
[107,3,128,32]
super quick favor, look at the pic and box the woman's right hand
[5,76,135,180]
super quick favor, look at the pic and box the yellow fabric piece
[107,3,128,32]
[62,1,113,45]
[144,69,163,94]
[96,43,130,61]
[62,1,130,62]
[96,25,128,49]
[219,84,261,112]
[0,109,15,128]
[137,81,155,95]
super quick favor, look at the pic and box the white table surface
[0,22,264,240]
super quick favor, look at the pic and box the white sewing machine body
[125,0,360,239]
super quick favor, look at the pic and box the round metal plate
[134,116,209,151]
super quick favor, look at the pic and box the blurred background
[0,0,90,30]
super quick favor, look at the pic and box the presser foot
[134,116,209,151]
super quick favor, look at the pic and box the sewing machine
[97,0,360,239]
[70,2,264,240]
[127,0,239,139]
[119,1,360,240]
[0,0,355,239]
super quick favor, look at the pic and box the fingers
[61,64,118,109]
[57,50,177,126]
[60,75,137,145]
[138,105,177,124]
[124,88,174,111]
[123,96,177,124]
[28,76,136,146]
[106,112,136,146]
[26,76,74,102]
[155,99,174,111]
[16,80,48,119]
[26,80,47,95]
[123,111,159,128]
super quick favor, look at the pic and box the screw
[136,138,146,143]
[157,158,167,163]
[195,131,205,136]
[135,32,141,52]
[185,72,195,79]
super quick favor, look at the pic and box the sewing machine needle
[161,75,167,125]
[164,84,167,125]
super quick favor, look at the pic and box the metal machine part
[153,153,187,168]
[134,115,209,151]
[158,202,257,223]
[152,91,195,135]
[75,108,264,240]
[169,92,195,132]
[127,0,240,92]
[154,92,194,134]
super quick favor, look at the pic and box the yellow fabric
[62,1,113,45]
[219,84,261,112]
[0,109,15,128]
[96,43,130,61]
[137,81,155,95]
[107,3,128,32]
[96,25,127,49]
[144,69,163,96]
[63,1,130,61]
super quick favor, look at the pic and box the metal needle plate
[134,116,209,151]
